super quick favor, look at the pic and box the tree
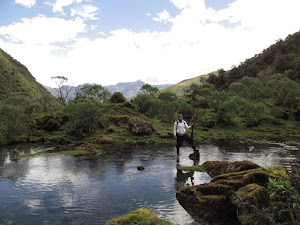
[185,82,214,108]
[267,74,300,111]
[140,84,159,96]
[110,92,126,103]
[63,99,100,139]
[158,92,177,102]
[51,76,73,106]
[133,94,153,114]
[81,84,111,102]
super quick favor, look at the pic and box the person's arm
[185,121,191,129]
[173,122,177,139]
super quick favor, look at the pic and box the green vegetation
[286,141,299,146]
[106,208,173,225]
[1,32,300,147]
[18,143,102,158]
[0,48,55,104]
[161,73,211,96]
[178,165,204,172]
[238,178,300,225]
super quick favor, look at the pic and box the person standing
[174,114,197,156]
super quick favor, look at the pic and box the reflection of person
[173,114,196,156]
[175,169,194,191]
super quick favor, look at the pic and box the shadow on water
[0,141,299,225]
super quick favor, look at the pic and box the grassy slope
[0,48,55,102]
[160,73,211,96]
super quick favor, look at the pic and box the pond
[0,142,299,225]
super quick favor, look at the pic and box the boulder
[230,183,270,214]
[203,160,260,177]
[130,122,154,136]
[176,161,281,225]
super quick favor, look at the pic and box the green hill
[162,31,300,95]
[161,73,211,96]
[0,48,54,102]
[206,31,300,90]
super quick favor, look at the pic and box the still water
[0,142,299,225]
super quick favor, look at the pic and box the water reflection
[0,142,298,225]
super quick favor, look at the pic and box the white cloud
[51,0,92,14]
[15,0,36,8]
[153,10,172,23]
[0,15,87,45]
[71,5,99,20]
[1,0,300,87]
[52,0,75,13]
[146,13,151,17]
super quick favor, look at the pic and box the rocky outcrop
[130,122,154,136]
[176,161,283,225]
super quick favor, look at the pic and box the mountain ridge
[45,80,171,100]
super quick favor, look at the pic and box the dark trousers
[176,133,196,155]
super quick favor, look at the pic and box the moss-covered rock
[176,183,237,225]
[105,208,173,225]
[230,183,270,213]
[176,161,284,225]
[137,165,145,171]
[203,160,260,178]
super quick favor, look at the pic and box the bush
[217,98,240,124]
[0,103,29,142]
[63,100,100,139]
[110,92,126,103]
[243,102,266,126]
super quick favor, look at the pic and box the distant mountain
[0,48,55,102]
[45,80,171,100]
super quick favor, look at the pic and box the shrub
[110,92,126,103]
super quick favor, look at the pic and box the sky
[0,0,299,87]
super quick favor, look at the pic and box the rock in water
[176,160,282,225]
[137,165,145,171]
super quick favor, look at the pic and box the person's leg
[176,135,183,156]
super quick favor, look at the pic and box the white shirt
[174,120,191,136]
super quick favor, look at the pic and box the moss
[203,160,260,178]
[265,166,287,178]
[178,165,205,172]
[137,165,145,171]
[286,141,299,146]
[105,208,173,225]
